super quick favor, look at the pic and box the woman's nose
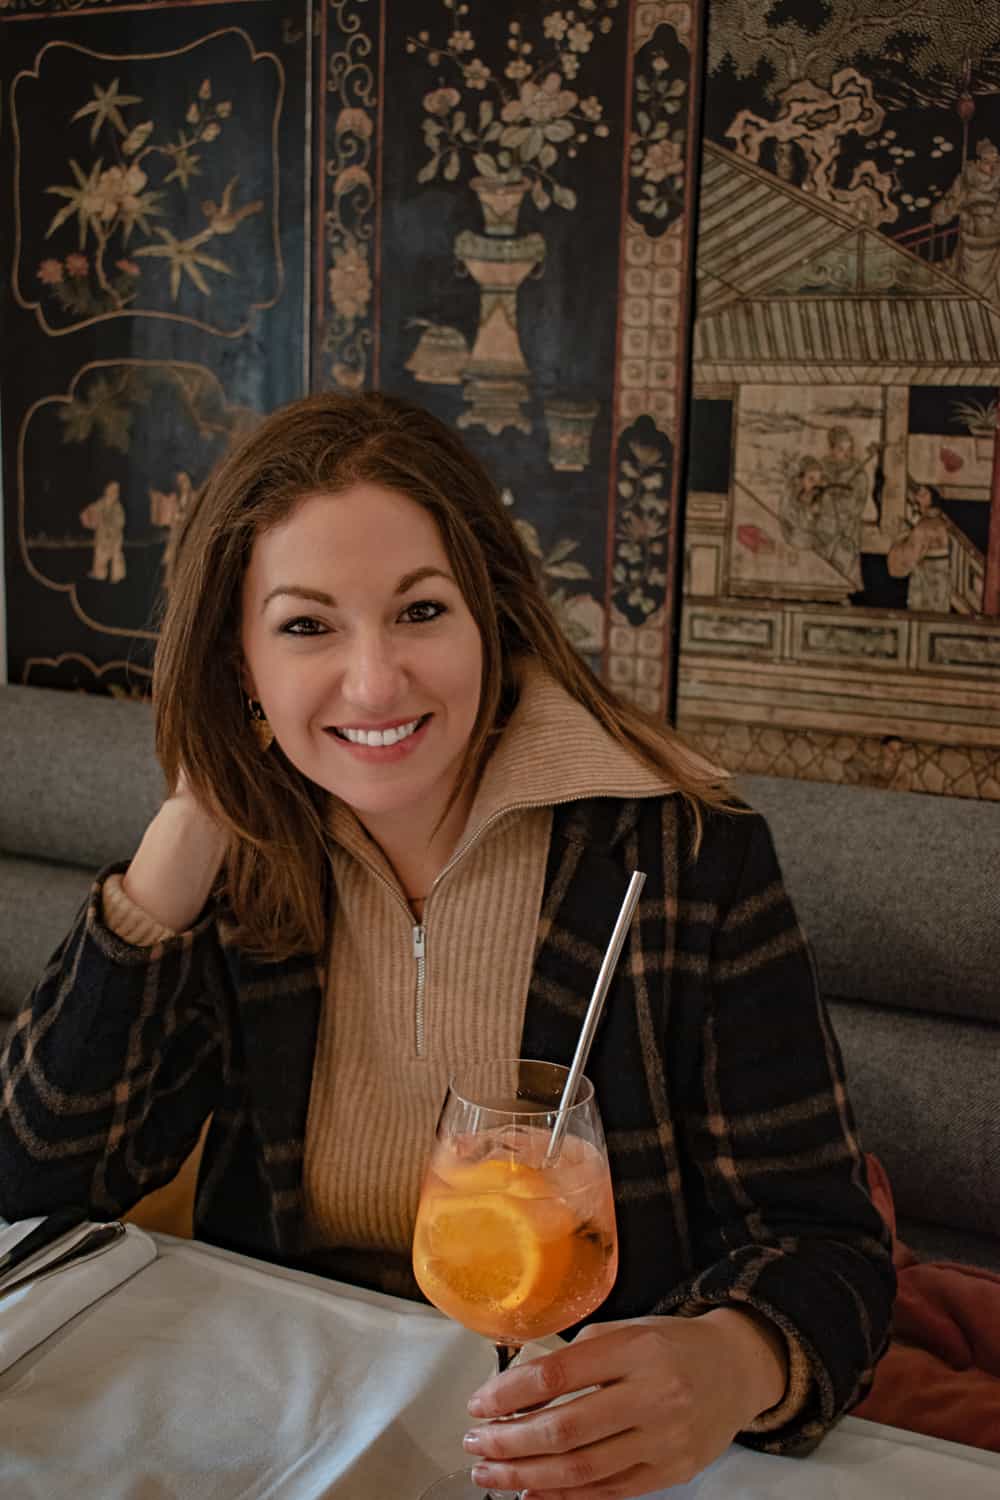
[340,630,404,710]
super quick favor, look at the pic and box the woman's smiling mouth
[327,714,431,753]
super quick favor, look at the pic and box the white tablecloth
[1,1233,998,1499]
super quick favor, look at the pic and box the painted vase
[543,399,600,471]
[454,176,545,437]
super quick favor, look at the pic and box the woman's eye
[280,616,328,637]
[401,599,446,624]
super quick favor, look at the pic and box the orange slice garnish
[414,1159,573,1316]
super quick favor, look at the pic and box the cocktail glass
[412,1057,618,1500]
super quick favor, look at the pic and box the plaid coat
[0,795,893,1452]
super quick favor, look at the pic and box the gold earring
[247,697,275,752]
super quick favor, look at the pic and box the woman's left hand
[462,1308,788,1498]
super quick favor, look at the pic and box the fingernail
[462,1430,482,1452]
[470,1466,492,1486]
[467,1394,486,1416]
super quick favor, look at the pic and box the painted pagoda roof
[692,142,1000,384]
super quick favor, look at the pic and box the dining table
[1,1227,998,1499]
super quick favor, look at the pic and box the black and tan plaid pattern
[0,796,893,1452]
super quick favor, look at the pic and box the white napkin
[0,1217,157,1374]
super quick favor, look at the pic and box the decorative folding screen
[3,1,998,800]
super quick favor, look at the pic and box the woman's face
[240,482,484,836]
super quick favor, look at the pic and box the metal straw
[545,870,646,1163]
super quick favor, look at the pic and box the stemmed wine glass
[411,1058,619,1500]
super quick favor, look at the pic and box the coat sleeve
[663,811,895,1453]
[0,865,227,1223]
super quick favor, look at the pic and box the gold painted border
[21,651,152,689]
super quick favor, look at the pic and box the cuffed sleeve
[102,871,179,947]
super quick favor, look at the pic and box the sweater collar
[459,657,673,842]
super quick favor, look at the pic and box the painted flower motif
[121,120,154,157]
[642,137,684,183]
[463,59,491,88]
[501,74,578,125]
[423,86,461,116]
[38,77,251,324]
[613,432,670,622]
[505,60,532,83]
[37,258,64,285]
[651,55,669,74]
[95,164,148,220]
[412,7,615,209]
[620,513,662,543]
[328,245,371,321]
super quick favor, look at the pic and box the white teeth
[339,717,422,747]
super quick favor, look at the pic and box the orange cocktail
[411,1059,618,1500]
[413,1127,617,1343]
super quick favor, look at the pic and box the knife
[0,1207,89,1280]
[0,1222,126,1301]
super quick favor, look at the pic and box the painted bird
[201,176,264,235]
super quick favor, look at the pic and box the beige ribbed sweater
[103,662,672,1267]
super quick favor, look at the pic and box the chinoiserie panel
[315,0,706,716]
[678,0,1000,799]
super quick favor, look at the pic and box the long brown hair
[154,391,731,956]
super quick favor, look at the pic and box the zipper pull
[412,923,425,959]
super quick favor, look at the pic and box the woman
[778,454,827,554]
[887,481,952,614]
[0,392,893,1497]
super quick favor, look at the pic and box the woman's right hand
[121,769,229,933]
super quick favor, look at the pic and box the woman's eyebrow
[261,585,335,609]
[395,566,455,594]
[260,567,455,611]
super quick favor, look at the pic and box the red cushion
[853,1154,1000,1451]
